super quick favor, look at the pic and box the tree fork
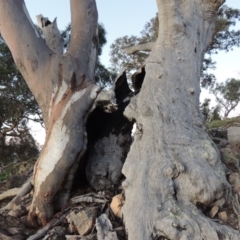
[0,0,100,226]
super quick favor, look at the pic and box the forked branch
[67,0,98,81]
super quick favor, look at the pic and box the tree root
[0,176,33,212]
[232,194,240,231]
[70,193,107,204]
[153,202,240,240]
[0,187,21,201]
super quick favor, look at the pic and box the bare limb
[123,42,154,54]
[1,176,33,212]
[0,0,54,123]
[0,188,21,201]
[67,0,98,81]
[70,194,107,204]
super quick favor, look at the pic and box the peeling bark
[0,0,99,226]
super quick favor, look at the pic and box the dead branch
[232,194,240,231]
[0,176,33,212]
[0,188,21,201]
[27,211,69,240]
[70,193,107,204]
[123,42,154,54]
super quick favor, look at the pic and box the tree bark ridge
[0,0,54,123]
[122,0,238,239]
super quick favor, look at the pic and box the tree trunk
[0,0,99,226]
[122,0,240,239]
[1,0,240,239]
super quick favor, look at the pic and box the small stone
[210,206,219,218]
[8,205,27,218]
[96,214,118,240]
[228,127,240,146]
[233,182,240,194]
[110,194,124,218]
[213,197,226,208]
[66,207,98,236]
[65,235,97,240]
[47,226,66,240]
[228,173,240,185]
[218,211,228,222]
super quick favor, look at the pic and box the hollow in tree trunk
[0,0,239,239]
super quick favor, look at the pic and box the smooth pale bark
[122,0,240,239]
[0,0,99,226]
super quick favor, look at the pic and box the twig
[0,176,33,212]
[0,187,21,201]
[70,193,107,204]
[27,211,69,240]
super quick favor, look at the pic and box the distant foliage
[0,36,40,164]
[109,5,240,86]
[202,5,240,88]
[200,98,222,122]
[110,14,158,76]
[211,78,240,117]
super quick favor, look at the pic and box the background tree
[110,5,240,86]
[109,15,158,75]
[0,35,40,164]
[211,78,240,117]
[200,98,222,121]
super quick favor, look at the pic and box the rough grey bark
[1,0,239,239]
[122,0,240,239]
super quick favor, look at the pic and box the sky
[24,0,240,144]
[25,0,158,67]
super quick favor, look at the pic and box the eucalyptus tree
[110,5,240,87]
[0,0,239,239]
